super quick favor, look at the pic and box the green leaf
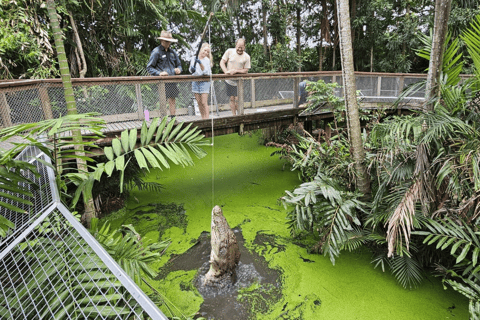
[104,147,114,161]
[140,121,148,146]
[115,155,125,171]
[147,146,168,169]
[456,243,472,264]
[141,148,160,168]
[155,117,168,143]
[112,139,122,157]
[129,129,137,151]
[451,240,464,255]
[473,247,480,266]
[146,117,159,145]
[121,129,129,153]
[134,149,148,169]
[105,160,115,177]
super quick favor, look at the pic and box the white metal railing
[0,146,168,319]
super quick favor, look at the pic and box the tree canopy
[1,0,479,79]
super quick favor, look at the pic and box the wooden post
[324,120,332,144]
[304,119,312,133]
[398,76,405,97]
[0,92,12,127]
[377,76,382,96]
[293,77,300,108]
[39,85,54,119]
[157,82,167,117]
[250,78,256,109]
[238,78,244,115]
[135,83,144,120]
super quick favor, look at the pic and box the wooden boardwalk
[0,103,303,150]
[0,97,421,151]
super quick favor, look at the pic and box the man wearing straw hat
[147,30,183,117]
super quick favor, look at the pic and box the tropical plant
[73,117,208,209]
[91,220,169,285]
[282,171,366,264]
[0,114,208,227]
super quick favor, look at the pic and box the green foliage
[0,214,15,238]
[282,172,366,264]
[91,220,169,285]
[0,0,58,78]
[85,116,208,206]
[304,80,344,112]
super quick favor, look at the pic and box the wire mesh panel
[1,208,147,319]
[0,146,167,320]
[0,72,434,129]
[356,76,378,97]
[404,77,426,98]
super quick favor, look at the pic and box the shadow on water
[158,228,282,320]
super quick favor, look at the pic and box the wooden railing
[0,71,445,128]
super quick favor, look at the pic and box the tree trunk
[262,0,268,56]
[47,0,96,227]
[425,0,452,112]
[336,0,371,197]
[296,1,301,71]
[370,46,373,72]
[68,11,87,78]
[319,45,323,71]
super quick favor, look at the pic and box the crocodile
[204,205,241,286]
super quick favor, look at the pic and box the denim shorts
[192,81,211,94]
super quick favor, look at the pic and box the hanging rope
[207,16,215,208]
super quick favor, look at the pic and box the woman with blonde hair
[189,43,213,119]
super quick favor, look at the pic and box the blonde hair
[200,43,214,66]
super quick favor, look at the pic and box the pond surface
[104,131,468,319]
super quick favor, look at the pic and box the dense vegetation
[2,0,480,318]
[1,0,479,79]
[276,13,480,318]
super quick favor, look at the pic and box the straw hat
[157,30,178,43]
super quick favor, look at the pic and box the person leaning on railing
[220,38,251,116]
[147,30,183,117]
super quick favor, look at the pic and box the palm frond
[282,172,365,264]
[414,217,480,275]
[90,116,208,195]
[389,253,423,289]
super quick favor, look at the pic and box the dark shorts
[225,81,237,97]
[166,83,179,99]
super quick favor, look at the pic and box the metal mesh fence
[0,73,428,128]
[0,146,167,320]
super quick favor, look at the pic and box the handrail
[0,71,442,129]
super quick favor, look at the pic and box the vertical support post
[377,76,382,96]
[250,78,256,109]
[324,120,332,143]
[398,76,405,97]
[293,77,300,108]
[0,91,12,127]
[135,83,144,120]
[238,78,244,115]
[39,85,54,120]
[157,82,167,117]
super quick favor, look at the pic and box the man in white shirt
[220,39,251,115]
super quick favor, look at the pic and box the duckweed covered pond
[103,131,469,319]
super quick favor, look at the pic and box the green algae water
[104,131,468,319]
